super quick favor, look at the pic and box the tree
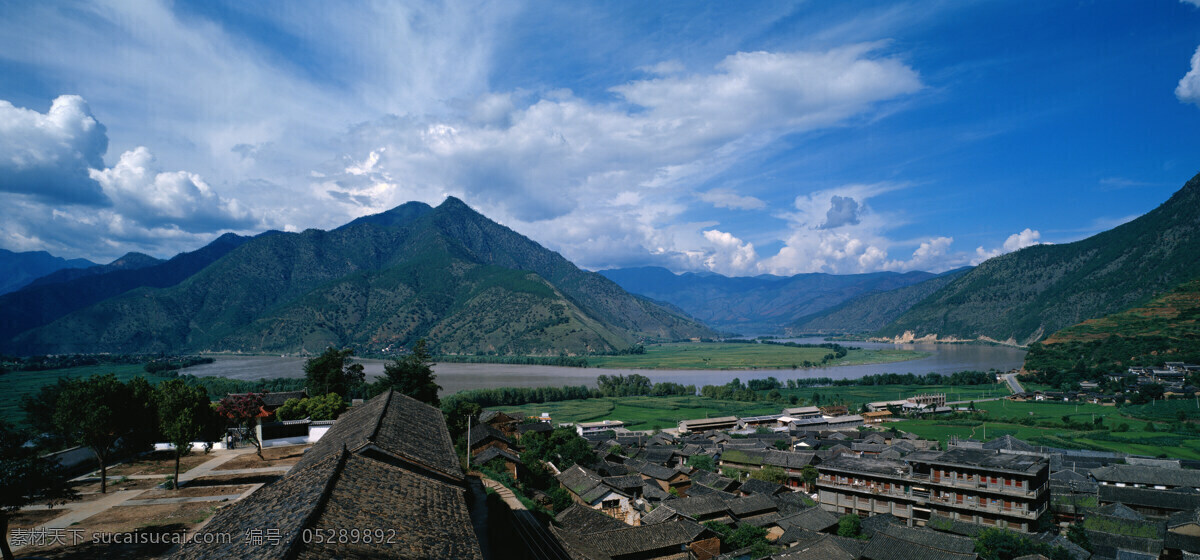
[52,374,151,494]
[379,339,440,406]
[276,393,347,421]
[0,420,77,560]
[801,465,819,491]
[156,379,215,489]
[686,454,715,472]
[1066,524,1092,552]
[974,527,1071,560]
[837,514,862,538]
[442,398,482,441]
[217,392,266,460]
[304,347,365,398]
[751,465,788,484]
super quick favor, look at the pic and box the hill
[4,198,714,355]
[598,266,937,334]
[788,268,970,334]
[1023,278,1200,374]
[877,172,1200,345]
[0,232,252,343]
[0,249,95,295]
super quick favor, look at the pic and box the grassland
[891,398,1200,460]
[779,384,1009,407]
[586,342,926,370]
[0,363,160,426]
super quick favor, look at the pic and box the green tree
[750,465,788,484]
[837,514,862,538]
[1066,524,1092,552]
[156,379,214,490]
[52,374,151,493]
[974,527,1071,560]
[442,399,482,441]
[801,465,819,491]
[686,454,715,472]
[276,393,347,421]
[304,347,365,398]
[0,420,77,560]
[379,339,441,406]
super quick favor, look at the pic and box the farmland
[0,363,160,426]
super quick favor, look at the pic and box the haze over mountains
[0,198,714,356]
[598,267,940,334]
[0,249,95,295]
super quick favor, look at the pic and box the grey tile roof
[516,421,553,434]
[468,423,512,449]
[296,390,462,479]
[907,447,1046,475]
[772,491,818,515]
[772,535,856,560]
[1092,464,1200,488]
[737,478,786,496]
[726,493,777,517]
[654,494,732,518]
[551,518,712,560]
[1100,484,1200,511]
[555,503,629,533]
[859,513,903,536]
[778,506,838,532]
[471,446,520,466]
[861,523,978,560]
[982,434,1037,452]
[763,450,815,469]
[174,390,481,560]
[259,390,308,407]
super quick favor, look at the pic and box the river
[184,338,1026,396]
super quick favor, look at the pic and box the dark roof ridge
[366,389,394,446]
[282,444,352,557]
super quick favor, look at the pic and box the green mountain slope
[6,198,713,355]
[788,268,970,334]
[1023,279,1200,373]
[877,172,1200,345]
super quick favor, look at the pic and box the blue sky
[1,1,1198,275]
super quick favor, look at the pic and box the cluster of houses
[461,399,1200,560]
[1022,362,1200,404]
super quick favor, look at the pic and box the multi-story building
[816,448,1049,531]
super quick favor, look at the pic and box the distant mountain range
[598,266,938,334]
[875,172,1200,345]
[0,249,95,295]
[1,198,714,355]
[788,268,971,335]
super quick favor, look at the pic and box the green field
[586,342,926,370]
[0,364,162,426]
[891,399,1200,460]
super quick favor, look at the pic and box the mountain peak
[336,201,434,231]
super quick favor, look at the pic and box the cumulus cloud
[1176,45,1200,106]
[0,95,109,205]
[698,188,766,210]
[818,195,861,229]
[885,236,954,271]
[688,229,760,276]
[89,147,256,232]
[973,228,1043,264]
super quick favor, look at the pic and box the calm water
[186,338,1026,396]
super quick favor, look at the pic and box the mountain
[788,267,971,334]
[877,172,1200,345]
[23,252,163,288]
[598,266,938,334]
[0,233,252,343]
[4,198,714,355]
[0,250,95,295]
[1023,278,1200,373]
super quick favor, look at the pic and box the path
[1003,373,1026,395]
[480,477,571,560]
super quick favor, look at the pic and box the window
[990,477,998,484]
[1004,478,1012,486]
[602,499,620,509]
[1015,480,1023,488]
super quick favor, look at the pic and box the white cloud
[0,95,109,204]
[89,147,256,232]
[973,228,1043,264]
[1177,45,1200,106]
[884,236,954,271]
[698,188,767,210]
[1182,0,1200,7]
[690,229,760,276]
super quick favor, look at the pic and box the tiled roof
[468,423,512,448]
[1100,485,1200,511]
[737,478,786,496]
[556,503,629,533]
[602,474,645,490]
[174,390,481,560]
[726,493,777,517]
[471,446,520,466]
[778,506,838,532]
[860,523,978,560]
[516,421,553,434]
[772,535,856,560]
[763,450,814,469]
[1092,464,1200,488]
[551,518,712,560]
[982,434,1037,452]
[295,390,462,479]
[771,491,817,515]
[260,390,308,407]
[557,464,627,503]
[655,494,732,518]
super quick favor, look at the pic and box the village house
[173,390,482,559]
[556,464,641,525]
